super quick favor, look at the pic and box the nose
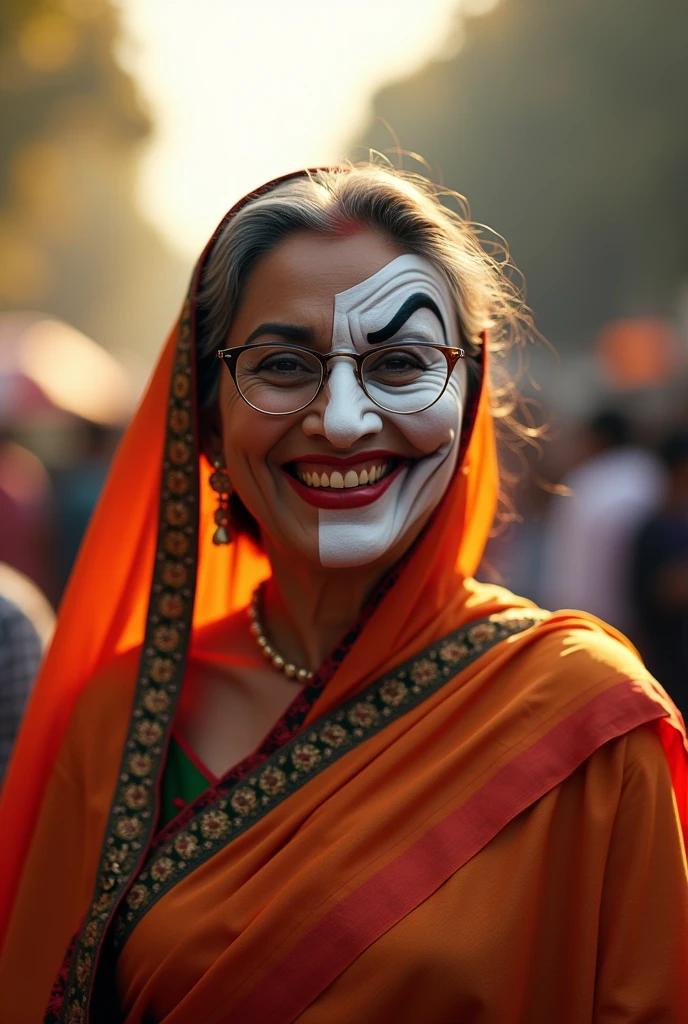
[301,357,383,448]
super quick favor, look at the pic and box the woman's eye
[260,357,300,372]
[254,355,315,374]
[371,352,425,373]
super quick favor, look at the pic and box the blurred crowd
[0,313,126,782]
[2,343,688,784]
[483,400,688,721]
[2,0,687,787]
[0,414,122,782]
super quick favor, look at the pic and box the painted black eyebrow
[366,292,446,345]
[243,322,317,346]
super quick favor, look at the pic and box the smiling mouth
[282,454,409,509]
[290,458,398,490]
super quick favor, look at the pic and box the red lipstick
[282,461,406,509]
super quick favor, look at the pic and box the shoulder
[469,582,649,684]
[524,612,649,680]
[0,595,42,685]
[0,594,41,644]
[506,608,676,719]
[467,582,668,711]
[494,609,685,800]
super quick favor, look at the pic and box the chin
[269,518,402,571]
[318,548,385,570]
[315,464,434,569]
[317,520,410,569]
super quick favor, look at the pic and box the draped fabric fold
[0,169,686,1023]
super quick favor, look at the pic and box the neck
[259,540,396,673]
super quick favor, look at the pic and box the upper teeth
[297,463,390,489]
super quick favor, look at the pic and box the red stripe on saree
[222,680,666,1024]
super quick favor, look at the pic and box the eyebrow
[366,292,447,345]
[243,322,317,346]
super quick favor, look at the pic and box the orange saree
[0,176,686,1023]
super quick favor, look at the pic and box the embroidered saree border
[53,299,202,1024]
[47,264,491,1024]
[223,680,666,1024]
[109,608,546,952]
[151,556,405,851]
[45,227,498,1022]
[52,178,324,1023]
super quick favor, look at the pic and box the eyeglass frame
[216,341,466,416]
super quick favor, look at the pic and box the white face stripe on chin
[309,255,465,568]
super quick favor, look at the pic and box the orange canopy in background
[596,317,681,390]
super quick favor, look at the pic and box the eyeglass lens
[234,344,451,415]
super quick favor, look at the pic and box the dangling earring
[209,455,232,545]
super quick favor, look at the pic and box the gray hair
[195,164,540,542]
[196,163,534,415]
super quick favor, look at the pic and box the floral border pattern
[53,299,200,1024]
[49,262,536,1022]
[108,606,546,953]
[151,555,408,854]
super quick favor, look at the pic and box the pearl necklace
[248,586,314,683]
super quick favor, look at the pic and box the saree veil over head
[0,169,500,926]
[0,169,686,1023]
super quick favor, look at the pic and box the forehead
[227,228,451,344]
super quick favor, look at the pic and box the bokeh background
[1,0,687,719]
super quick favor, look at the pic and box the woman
[0,165,686,1023]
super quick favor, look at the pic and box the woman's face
[218,228,466,568]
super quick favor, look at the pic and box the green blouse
[159,737,213,829]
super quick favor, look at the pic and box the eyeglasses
[216,342,465,416]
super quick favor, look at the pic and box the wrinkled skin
[217,228,466,569]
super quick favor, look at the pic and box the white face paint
[313,254,465,567]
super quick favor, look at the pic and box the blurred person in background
[0,430,56,603]
[51,421,121,595]
[538,409,665,634]
[0,167,686,1022]
[631,430,688,717]
[0,313,133,605]
[0,564,55,785]
[0,596,41,786]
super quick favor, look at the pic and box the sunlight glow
[115,0,498,257]
[19,319,133,424]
